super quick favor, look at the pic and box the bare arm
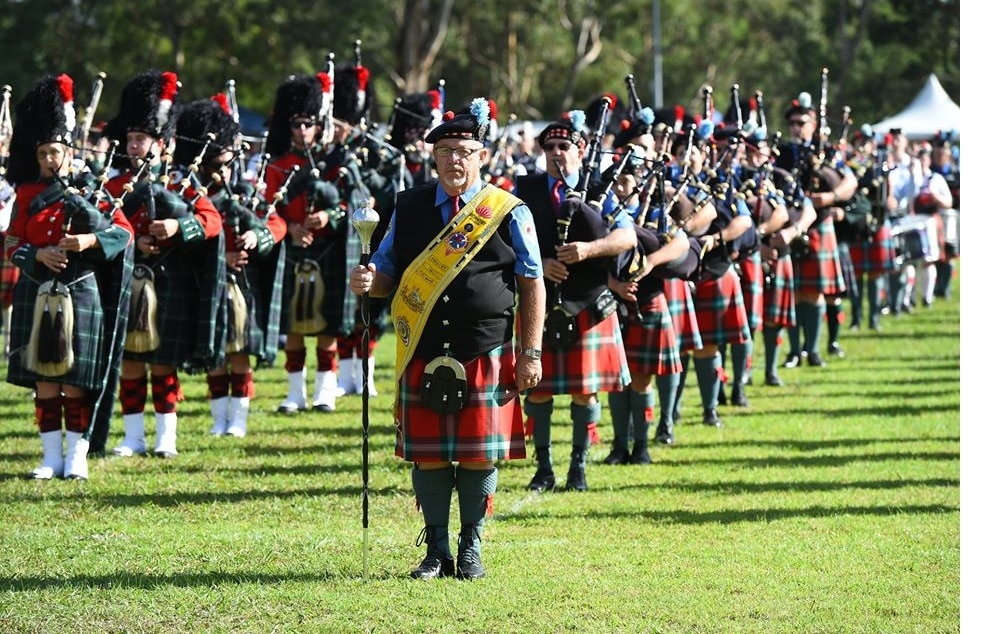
[514,274,545,392]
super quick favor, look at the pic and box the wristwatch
[521,348,543,360]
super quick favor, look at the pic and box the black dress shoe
[527,467,555,493]
[765,374,784,387]
[702,408,722,427]
[806,352,826,367]
[456,526,485,580]
[410,551,455,580]
[717,384,728,406]
[654,420,674,445]
[783,354,802,369]
[602,445,631,465]
[731,385,749,407]
[629,445,652,465]
[827,342,845,358]
[565,463,587,491]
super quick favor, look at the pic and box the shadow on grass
[0,568,405,592]
[675,435,960,451]
[507,502,959,525]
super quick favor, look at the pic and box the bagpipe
[23,169,116,377]
[0,84,11,176]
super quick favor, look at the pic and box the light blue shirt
[372,180,543,281]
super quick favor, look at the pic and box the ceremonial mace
[352,203,380,579]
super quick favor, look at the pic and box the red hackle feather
[56,74,73,104]
[211,93,231,115]
[428,90,441,110]
[674,105,684,123]
[487,98,498,120]
[354,66,370,90]
[316,71,331,94]
[160,72,179,101]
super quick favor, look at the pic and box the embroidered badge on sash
[447,232,469,253]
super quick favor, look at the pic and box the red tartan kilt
[532,307,630,395]
[623,294,682,377]
[849,224,894,275]
[763,255,796,327]
[738,254,764,332]
[663,278,703,353]
[0,234,18,309]
[395,344,526,462]
[797,216,845,295]
[693,266,751,347]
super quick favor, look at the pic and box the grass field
[0,276,960,633]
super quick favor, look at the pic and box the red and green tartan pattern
[737,252,764,332]
[394,343,527,463]
[692,266,751,347]
[796,216,846,295]
[622,293,682,377]
[849,223,895,275]
[763,254,796,327]
[532,309,630,395]
[663,278,703,353]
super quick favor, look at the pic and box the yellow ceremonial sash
[391,184,521,381]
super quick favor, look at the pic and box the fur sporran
[225,273,249,354]
[25,280,74,377]
[290,259,326,335]
[125,264,160,353]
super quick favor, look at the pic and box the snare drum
[891,215,937,265]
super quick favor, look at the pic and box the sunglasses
[544,141,573,152]
[290,119,317,130]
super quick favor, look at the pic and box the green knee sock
[457,467,498,556]
[628,389,655,447]
[571,402,601,451]
[607,390,632,450]
[694,353,722,409]
[655,373,680,423]
[524,399,554,468]
[411,465,456,557]
[731,339,750,385]
[763,325,780,377]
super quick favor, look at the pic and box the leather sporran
[290,259,326,335]
[544,304,578,349]
[125,264,160,353]
[420,356,468,414]
[225,273,249,354]
[25,280,74,377]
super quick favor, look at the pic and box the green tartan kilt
[280,239,351,336]
[123,252,196,367]
[232,242,285,366]
[7,259,107,391]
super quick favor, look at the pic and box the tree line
[0,0,959,136]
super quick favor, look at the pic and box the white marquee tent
[871,73,959,141]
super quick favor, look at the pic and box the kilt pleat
[763,254,796,327]
[395,343,526,462]
[534,308,630,395]
[693,266,751,346]
[738,252,764,331]
[849,223,894,275]
[796,216,845,295]
[7,262,105,390]
[622,293,682,377]
[663,278,703,353]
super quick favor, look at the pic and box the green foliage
[0,0,959,131]
[0,280,960,632]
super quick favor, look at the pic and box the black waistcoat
[393,184,516,362]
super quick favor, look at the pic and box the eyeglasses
[544,141,573,152]
[290,119,317,130]
[433,146,482,160]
